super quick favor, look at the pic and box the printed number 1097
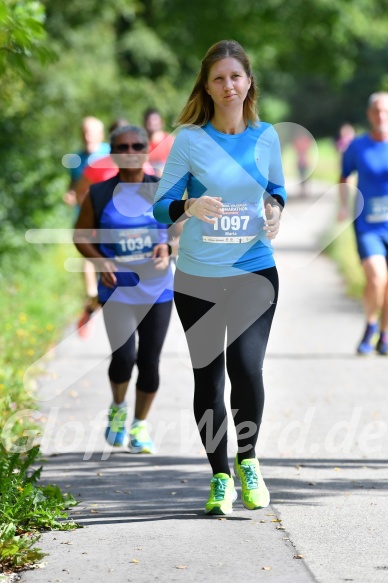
[213,216,250,231]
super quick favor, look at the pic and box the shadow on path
[37,454,388,526]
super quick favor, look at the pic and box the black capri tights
[174,267,278,475]
[102,300,172,392]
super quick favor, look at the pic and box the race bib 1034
[114,227,158,262]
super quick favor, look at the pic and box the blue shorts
[356,230,388,261]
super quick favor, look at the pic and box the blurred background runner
[143,108,175,177]
[62,116,110,337]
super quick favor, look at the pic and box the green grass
[0,245,83,439]
[311,141,364,299]
[311,138,341,184]
[326,224,364,299]
[282,137,365,300]
[0,244,83,574]
[282,137,340,186]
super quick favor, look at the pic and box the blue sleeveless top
[94,179,173,305]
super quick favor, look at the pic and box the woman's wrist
[184,199,193,218]
[266,195,284,212]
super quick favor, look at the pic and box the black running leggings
[102,300,172,392]
[174,267,278,475]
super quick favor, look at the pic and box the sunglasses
[114,142,146,153]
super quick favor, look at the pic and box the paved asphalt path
[21,184,388,583]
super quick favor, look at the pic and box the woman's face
[205,57,251,112]
[111,131,149,170]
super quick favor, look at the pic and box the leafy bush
[0,446,78,572]
[0,523,44,572]
[0,245,83,573]
[0,446,78,532]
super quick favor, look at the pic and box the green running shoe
[234,456,270,510]
[105,405,128,447]
[204,473,237,515]
[128,421,156,454]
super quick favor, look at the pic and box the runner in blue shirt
[339,92,388,355]
[74,125,175,454]
[154,40,286,515]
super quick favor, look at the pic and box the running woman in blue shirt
[154,40,286,515]
[339,92,388,356]
[74,125,175,453]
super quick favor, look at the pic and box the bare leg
[110,381,129,405]
[299,176,308,198]
[134,389,157,420]
[381,277,388,331]
[84,259,98,299]
[110,383,157,419]
[361,256,388,323]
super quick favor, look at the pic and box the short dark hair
[110,125,148,151]
[143,108,162,123]
[108,118,130,134]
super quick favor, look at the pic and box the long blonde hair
[177,40,259,127]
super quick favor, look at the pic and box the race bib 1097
[202,202,261,243]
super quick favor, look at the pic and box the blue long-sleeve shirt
[154,121,287,277]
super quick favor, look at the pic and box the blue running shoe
[376,332,388,356]
[128,421,156,454]
[105,405,128,447]
[357,322,379,355]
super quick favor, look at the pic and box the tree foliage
[0,0,50,71]
[1,0,388,261]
